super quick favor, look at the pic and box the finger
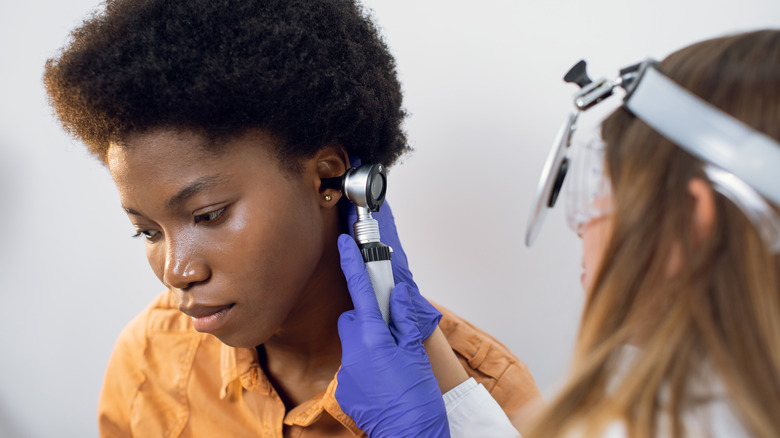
[408,288,442,340]
[349,155,362,169]
[338,234,384,321]
[338,309,396,360]
[372,201,415,287]
[388,283,423,351]
[337,310,357,341]
[337,311,359,354]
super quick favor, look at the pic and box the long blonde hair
[530,30,780,437]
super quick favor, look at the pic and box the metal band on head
[526,59,780,253]
[624,63,780,206]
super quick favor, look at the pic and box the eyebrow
[122,175,230,216]
[166,175,230,209]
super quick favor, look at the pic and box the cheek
[225,194,324,291]
[146,243,166,284]
[582,233,605,270]
[581,217,613,283]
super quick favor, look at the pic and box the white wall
[1,1,777,436]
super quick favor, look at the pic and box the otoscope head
[344,164,387,211]
[321,163,387,212]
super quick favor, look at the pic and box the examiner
[335,29,780,438]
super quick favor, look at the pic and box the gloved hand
[339,156,440,339]
[336,234,450,438]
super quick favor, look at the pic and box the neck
[260,234,353,408]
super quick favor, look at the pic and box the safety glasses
[565,138,612,236]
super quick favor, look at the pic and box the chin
[209,330,268,349]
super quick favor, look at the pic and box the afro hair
[44,0,409,167]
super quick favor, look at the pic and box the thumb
[337,310,360,359]
[337,310,358,343]
[338,234,384,322]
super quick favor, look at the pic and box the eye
[132,229,160,241]
[194,207,226,224]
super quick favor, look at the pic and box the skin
[107,128,352,408]
[580,214,614,292]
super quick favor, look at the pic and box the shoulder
[102,289,203,381]
[110,290,202,357]
[99,290,220,435]
[107,289,215,375]
[433,301,541,415]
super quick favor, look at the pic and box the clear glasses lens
[565,139,613,235]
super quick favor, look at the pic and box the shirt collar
[218,343,362,434]
[219,342,272,399]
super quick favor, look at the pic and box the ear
[688,177,716,242]
[666,178,716,276]
[313,144,350,208]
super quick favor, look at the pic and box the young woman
[43,0,540,436]
[335,29,780,437]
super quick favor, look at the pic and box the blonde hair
[530,29,780,437]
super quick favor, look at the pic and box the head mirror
[525,112,578,246]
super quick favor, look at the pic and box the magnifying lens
[525,113,578,246]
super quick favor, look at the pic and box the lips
[180,303,235,333]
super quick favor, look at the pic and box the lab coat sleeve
[444,378,522,438]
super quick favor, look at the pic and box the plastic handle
[364,259,393,324]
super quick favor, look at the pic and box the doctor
[335,29,780,437]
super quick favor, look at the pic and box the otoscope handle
[360,242,393,324]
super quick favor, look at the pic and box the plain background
[1,1,778,436]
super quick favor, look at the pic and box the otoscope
[321,164,394,324]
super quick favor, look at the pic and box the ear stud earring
[324,194,332,202]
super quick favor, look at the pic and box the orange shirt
[98,290,540,437]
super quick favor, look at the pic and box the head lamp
[526,59,780,253]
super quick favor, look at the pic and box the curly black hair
[44,0,409,167]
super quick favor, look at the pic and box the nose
[162,236,211,290]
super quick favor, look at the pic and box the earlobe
[314,144,350,207]
[688,177,716,242]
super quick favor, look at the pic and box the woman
[43,0,540,436]
[335,29,780,437]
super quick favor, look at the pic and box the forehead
[109,129,278,178]
[108,130,221,176]
[106,129,295,205]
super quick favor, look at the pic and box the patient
[44,0,541,436]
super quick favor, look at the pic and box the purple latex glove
[339,157,441,339]
[336,234,449,438]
